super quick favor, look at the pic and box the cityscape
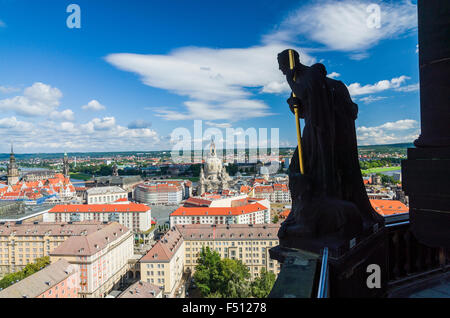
[0,0,448,306]
[0,140,409,298]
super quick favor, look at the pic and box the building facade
[86,186,128,204]
[169,202,270,228]
[135,182,183,205]
[140,224,281,297]
[0,259,79,298]
[0,221,110,277]
[50,222,134,298]
[140,227,185,298]
[45,203,152,233]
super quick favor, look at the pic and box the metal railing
[386,218,449,290]
[317,247,329,298]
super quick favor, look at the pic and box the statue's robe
[287,65,339,201]
[281,64,382,239]
[325,77,384,226]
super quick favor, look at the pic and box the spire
[210,136,216,156]
[10,142,13,155]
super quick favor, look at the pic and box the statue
[277,49,384,242]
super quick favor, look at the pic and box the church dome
[204,139,222,176]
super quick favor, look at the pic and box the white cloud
[264,0,417,55]
[327,72,341,79]
[128,120,152,129]
[0,20,5,28]
[81,117,116,132]
[0,85,20,94]
[0,115,161,153]
[50,109,75,121]
[0,117,33,131]
[81,100,106,111]
[205,121,232,128]
[395,83,419,92]
[347,75,410,96]
[155,99,275,121]
[357,119,419,145]
[358,95,387,104]
[106,44,314,121]
[0,82,63,117]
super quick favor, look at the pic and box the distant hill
[0,143,414,161]
[358,143,414,152]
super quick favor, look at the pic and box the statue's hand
[287,94,302,115]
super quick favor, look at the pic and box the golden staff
[288,49,305,174]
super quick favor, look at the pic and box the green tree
[194,247,223,296]
[220,258,251,298]
[194,247,251,298]
[272,215,279,224]
[251,268,276,298]
[0,257,50,289]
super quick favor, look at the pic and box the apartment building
[86,186,128,204]
[179,224,280,278]
[169,202,270,228]
[45,203,152,233]
[140,224,281,297]
[135,182,183,205]
[0,221,110,277]
[254,184,291,203]
[0,259,79,298]
[50,222,134,298]
[273,184,291,203]
[140,227,185,298]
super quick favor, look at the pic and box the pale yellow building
[140,227,185,298]
[0,221,110,278]
[140,224,281,297]
[50,222,134,298]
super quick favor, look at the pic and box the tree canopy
[193,247,276,298]
[0,257,50,290]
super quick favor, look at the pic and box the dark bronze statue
[277,49,384,241]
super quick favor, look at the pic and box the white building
[135,182,183,205]
[86,186,128,204]
[254,184,290,203]
[45,203,152,233]
[50,222,134,298]
[169,201,270,228]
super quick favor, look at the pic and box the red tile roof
[49,203,150,213]
[171,202,267,217]
[50,222,130,256]
[280,209,291,218]
[370,199,409,216]
[141,227,183,262]
[183,197,212,207]
[254,186,274,193]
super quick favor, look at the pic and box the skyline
[0,0,420,153]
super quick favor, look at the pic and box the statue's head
[277,49,300,75]
[312,63,327,77]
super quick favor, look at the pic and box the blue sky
[0,0,420,153]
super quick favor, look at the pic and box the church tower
[62,152,70,178]
[7,143,19,186]
[112,162,119,177]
